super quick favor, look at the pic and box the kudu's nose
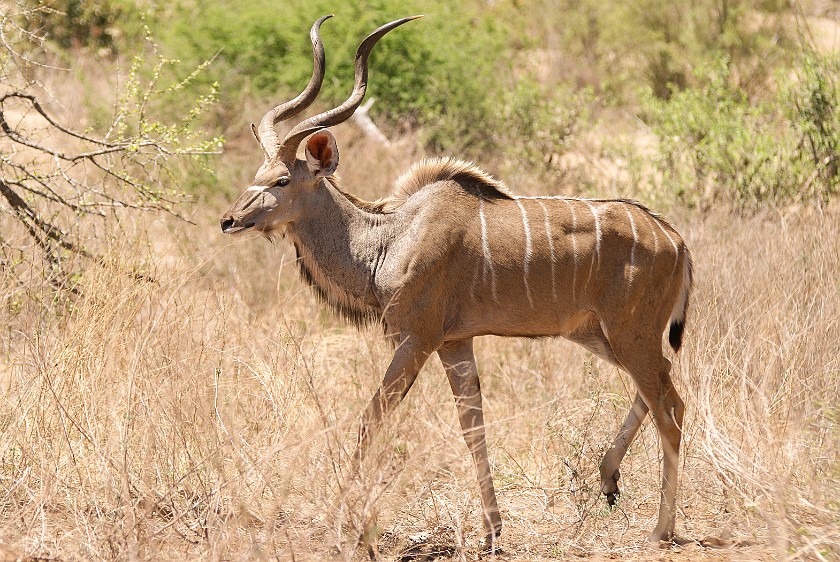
[220,217,235,233]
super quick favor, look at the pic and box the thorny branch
[0,3,221,293]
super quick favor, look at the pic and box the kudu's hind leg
[567,319,648,506]
[438,339,503,543]
[600,392,648,506]
[613,342,685,543]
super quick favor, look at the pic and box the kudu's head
[220,15,420,235]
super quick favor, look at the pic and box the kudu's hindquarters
[609,340,684,542]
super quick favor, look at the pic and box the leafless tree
[0,2,219,291]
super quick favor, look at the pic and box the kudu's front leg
[353,339,433,466]
[438,339,502,545]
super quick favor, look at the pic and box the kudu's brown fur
[220,16,694,547]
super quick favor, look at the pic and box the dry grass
[1,123,839,561]
[4,6,840,558]
[2,46,839,560]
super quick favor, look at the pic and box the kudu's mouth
[220,218,256,234]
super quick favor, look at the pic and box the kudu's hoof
[600,468,621,507]
[646,530,677,546]
[479,530,503,557]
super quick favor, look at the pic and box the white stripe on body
[515,199,534,307]
[584,201,601,285]
[640,210,659,257]
[537,201,557,301]
[561,198,579,304]
[652,215,680,275]
[479,198,498,302]
[625,205,638,288]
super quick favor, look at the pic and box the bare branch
[0,4,219,293]
[1,93,119,146]
[351,98,393,147]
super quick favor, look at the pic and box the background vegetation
[1,0,839,560]
[30,0,840,206]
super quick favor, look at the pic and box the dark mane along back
[335,157,514,213]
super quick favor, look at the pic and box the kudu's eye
[276,177,290,187]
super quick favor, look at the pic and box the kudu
[220,15,694,546]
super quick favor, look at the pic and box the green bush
[142,0,528,156]
[36,0,840,208]
[527,0,790,102]
[784,50,840,202]
[26,0,144,53]
[29,0,595,168]
[642,52,840,206]
[643,56,794,204]
[494,79,593,171]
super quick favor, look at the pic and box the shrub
[784,49,840,203]
[642,53,840,207]
[525,0,790,102]
[143,0,526,156]
[1,5,221,290]
[25,0,146,53]
[493,79,593,171]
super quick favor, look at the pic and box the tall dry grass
[1,121,838,561]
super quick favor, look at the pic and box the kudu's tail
[667,248,693,353]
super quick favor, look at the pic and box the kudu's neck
[286,178,393,325]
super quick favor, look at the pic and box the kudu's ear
[305,130,339,177]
